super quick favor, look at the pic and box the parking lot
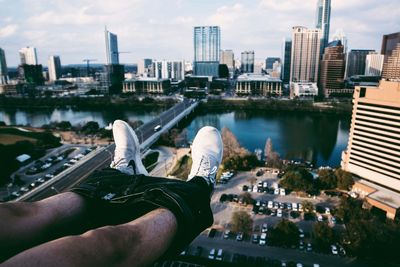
[186,168,352,266]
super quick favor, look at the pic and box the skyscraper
[382,43,400,80]
[48,56,62,82]
[346,49,375,78]
[265,57,281,70]
[290,26,322,83]
[0,48,8,85]
[319,40,345,97]
[241,51,255,73]
[381,32,400,80]
[19,47,38,65]
[281,38,292,85]
[365,52,384,76]
[220,50,235,72]
[153,60,185,81]
[105,27,119,65]
[381,32,400,62]
[193,26,220,77]
[332,29,348,55]
[315,0,331,51]
[138,59,153,77]
[341,80,400,219]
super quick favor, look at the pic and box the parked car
[299,229,305,238]
[223,230,230,239]
[280,188,286,196]
[267,201,273,209]
[274,188,280,195]
[208,248,216,259]
[208,228,217,238]
[252,234,259,243]
[216,249,223,261]
[262,223,268,233]
[277,209,283,217]
[307,243,312,252]
[259,233,267,246]
[236,232,244,241]
[331,245,338,255]
[325,207,331,214]
[317,215,323,222]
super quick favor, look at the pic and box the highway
[25,99,195,202]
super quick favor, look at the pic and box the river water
[0,108,350,167]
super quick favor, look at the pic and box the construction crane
[83,59,97,77]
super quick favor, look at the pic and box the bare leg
[0,192,90,261]
[3,208,177,267]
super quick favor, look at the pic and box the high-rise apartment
[319,40,345,97]
[153,60,185,81]
[19,47,38,65]
[382,43,400,80]
[0,48,8,85]
[105,27,119,65]
[220,50,235,72]
[341,80,400,219]
[290,26,322,83]
[48,56,62,82]
[315,0,331,52]
[281,38,292,85]
[346,49,375,78]
[193,26,220,77]
[241,51,255,73]
[381,32,400,80]
[365,52,384,76]
[381,32,400,63]
[332,29,348,55]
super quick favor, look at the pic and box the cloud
[0,0,398,66]
[0,24,18,38]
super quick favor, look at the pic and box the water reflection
[0,108,161,127]
[186,111,350,167]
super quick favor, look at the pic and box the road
[25,99,195,202]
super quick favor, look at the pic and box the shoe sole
[119,120,149,175]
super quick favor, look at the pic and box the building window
[360,87,366,98]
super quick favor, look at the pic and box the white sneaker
[110,120,148,176]
[188,126,223,187]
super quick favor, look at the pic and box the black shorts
[70,168,213,256]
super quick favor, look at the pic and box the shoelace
[196,155,218,185]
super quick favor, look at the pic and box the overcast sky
[0,0,399,66]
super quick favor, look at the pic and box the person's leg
[0,192,90,261]
[2,208,177,267]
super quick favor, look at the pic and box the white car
[280,188,286,196]
[292,203,298,211]
[317,215,323,222]
[267,201,273,209]
[277,209,283,217]
[299,229,305,238]
[216,249,223,261]
[331,245,338,255]
[253,186,258,193]
[208,248,216,259]
[263,182,268,188]
[325,207,331,214]
[298,203,303,212]
[274,188,280,195]
[262,223,268,233]
[259,233,267,246]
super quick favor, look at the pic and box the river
[0,108,350,167]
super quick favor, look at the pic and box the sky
[0,0,399,66]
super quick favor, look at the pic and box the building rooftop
[358,179,400,209]
[237,74,281,82]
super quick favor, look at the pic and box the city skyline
[0,0,399,66]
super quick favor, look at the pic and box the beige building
[235,74,282,96]
[123,78,172,95]
[382,43,400,80]
[290,26,322,83]
[341,80,400,218]
[220,50,235,71]
[365,52,384,76]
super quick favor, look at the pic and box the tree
[301,200,314,213]
[81,121,100,134]
[318,169,337,190]
[264,137,282,168]
[270,219,299,247]
[221,127,247,159]
[312,222,335,252]
[280,168,316,193]
[231,211,253,235]
[240,192,254,205]
[335,169,354,190]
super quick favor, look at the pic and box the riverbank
[202,98,352,115]
[0,95,177,111]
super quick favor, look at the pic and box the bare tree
[222,127,248,159]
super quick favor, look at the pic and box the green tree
[81,121,100,134]
[312,222,335,252]
[231,211,253,235]
[280,168,316,193]
[335,169,354,190]
[270,219,299,247]
[240,192,254,205]
[301,200,314,213]
[318,169,337,190]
